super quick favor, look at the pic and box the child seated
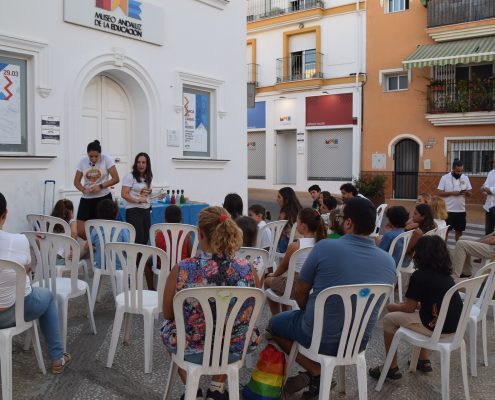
[319,196,338,230]
[376,206,409,266]
[248,204,271,250]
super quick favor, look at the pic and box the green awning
[402,37,495,69]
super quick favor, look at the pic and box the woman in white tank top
[264,208,327,315]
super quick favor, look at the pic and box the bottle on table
[180,189,185,204]
[171,190,176,205]
[165,190,171,204]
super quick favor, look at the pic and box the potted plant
[353,174,387,207]
[428,79,446,92]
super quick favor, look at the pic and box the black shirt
[406,269,463,334]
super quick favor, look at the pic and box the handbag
[242,344,285,400]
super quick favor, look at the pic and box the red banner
[306,93,354,126]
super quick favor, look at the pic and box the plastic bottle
[165,190,170,204]
[171,190,176,205]
[180,189,185,204]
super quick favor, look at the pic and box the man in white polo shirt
[481,164,495,235]
[436,159,472,241]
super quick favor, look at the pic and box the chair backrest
[105,242,169,310]
[373,204,387,236]
[281,247,313,299]
[424,228,437,236]
[288,222,298,245]
[388,230,414,270]
[24,231,81,294]
[429,275,486,347]
[173,286,264,371]
[236,247,269,280]
[260,220,287,267]
[309,284,392,363]
[0,260,30,332]
[85,219,136,272]
[149,223,199,270]
[435,225,450,241]
[27,214,70,235]
[474,262,495,319]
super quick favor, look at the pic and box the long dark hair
[87,140,101,153]
[279,187,302,225]
[416,204,435,233]
[298,208,326,242]
[413,235,452,275]
[223,193,243,219]
[132,152,153,186]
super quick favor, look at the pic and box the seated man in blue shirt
[271,198,396,399]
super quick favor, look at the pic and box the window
[384,72,408,91]
[290,49,316,80]
[0,55,27,152]
[448,140,495,175]
[387,0,409,13]
[183,86,212,157]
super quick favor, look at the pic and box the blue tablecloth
[118,202,208,226]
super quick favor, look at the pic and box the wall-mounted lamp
[298,23,304,29]
[322,91,328,94]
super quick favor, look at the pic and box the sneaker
[206,389,228,400]
[51,352,72,375]
[301,375,320,400]
[180,388,203,400]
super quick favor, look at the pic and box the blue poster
[247,101,266,129]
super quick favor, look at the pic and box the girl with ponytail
[264,207,325,315]
[161,206,261,399]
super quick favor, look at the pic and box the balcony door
[394,139,419,199]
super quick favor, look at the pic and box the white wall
[0,0,247,232]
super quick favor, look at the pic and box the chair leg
[409,346,421,373]
[31,323,46,374]
[91,270,102,309]
[114,270,123,298]
[0,337,13,400]
[319,360,335,400]
[398,273,403,303]
[227,368,240,400]
[184,367,201,400]
[440,349,452,400]
[23,329,32,351]
[143,313,153,373]
[86,289,97,335]
[376,332,401,392]
[106,307,125,368]
[163,360,178,400]
[356,354,368,400]
[482,316,488,367]
[469,320,477,377]
[337,366,345,393]
[460,340,470,400]
[284,342,298,383]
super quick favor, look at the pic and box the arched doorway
[394,139,419,199]
[80,74,132,195]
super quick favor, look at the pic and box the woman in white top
[431,196,448,230]
[0,193,70,374]
[264,208,326,315]
[121,152,155,245]
[73,140,120,239]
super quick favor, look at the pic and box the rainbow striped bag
[242,344,285,400]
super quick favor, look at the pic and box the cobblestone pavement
[8,275,495,400]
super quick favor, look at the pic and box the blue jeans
[0,287,63,361]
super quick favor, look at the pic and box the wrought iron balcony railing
[427,79,495,114]
[276,52,324,83]
[247,63,260,86]
[427,0,495,28]
[247,0,324,22]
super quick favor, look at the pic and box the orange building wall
[362,0,494,202]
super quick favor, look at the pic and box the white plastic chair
[265,247,312,311]
[286,284,392,400]
[387,230,414,304]
[375,275,486,400]
[468,262,495,376]
[436,225,450,241]
[24,232,96,352]
[106,242,169,373]
[85,219,136,309]
[27,213,89,282]
[0,260,46,400]
[236,247,269,280]
[275,222,298,263]
[258,220,287,270]
[370,204,387,238]
[163,286,264,400]
[149,223,198,271]
[424,228,437,236]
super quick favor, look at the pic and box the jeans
[0,287,63,361]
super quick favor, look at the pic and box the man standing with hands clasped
[436,159,472,241]
[481,164,495,235]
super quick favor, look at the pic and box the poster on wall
[41,116,61,144]
[0,63,21,145]
[183,92,208,153]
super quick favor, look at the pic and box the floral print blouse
[160,252,260,358]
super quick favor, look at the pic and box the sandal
[369,365,402,380]
[416,359,433,373]
[51,352,72,375]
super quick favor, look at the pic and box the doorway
[394,139,419,199]
[276,130,297,184]
[81,75,132,195]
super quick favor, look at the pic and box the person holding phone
[436,159,472,241]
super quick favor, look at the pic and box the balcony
[426,78,495,125]
[427,0,495,28]
[247,63,260,86]
[247,0,324,23]
[276,52,324,84]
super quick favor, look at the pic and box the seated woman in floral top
[161,206,261,400]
